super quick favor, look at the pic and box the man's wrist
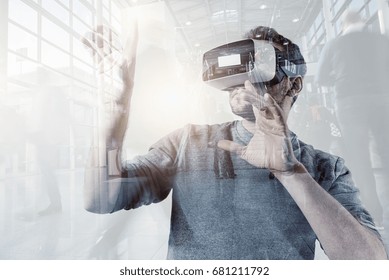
[273,162,306,178]
[107,148,123,176]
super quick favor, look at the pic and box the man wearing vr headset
[83,25,387,259]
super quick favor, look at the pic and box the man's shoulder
[182,121,234,135]
[299,140,340,163]
[152,121,235,149]
[297,139,344,182]
[166,121,235,141]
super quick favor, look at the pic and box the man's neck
[241,118,292,135]
[242,119,256,134]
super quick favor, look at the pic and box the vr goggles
[202,39,304,91]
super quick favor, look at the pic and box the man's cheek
[231,96,251,110]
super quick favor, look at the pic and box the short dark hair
[245,26,307,77]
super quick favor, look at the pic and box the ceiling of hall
[120,0,322,62]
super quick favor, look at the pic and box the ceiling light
[212,10,238,23]
[292,18,300,23]
[194,43,200,47]
[260,4,267,10]
[185,21,192,26]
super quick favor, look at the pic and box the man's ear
[290,76,303,95]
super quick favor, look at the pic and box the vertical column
[377,0,389,34]
[0,0,5,223]
[0,0,8,96]
[96,0,103,25]
[322,0,335,40]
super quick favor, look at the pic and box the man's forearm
[82,24,138,214]
[84,84,133,214]
[275,164,387,259]
[108,65,135,149]
[84,145,125,213]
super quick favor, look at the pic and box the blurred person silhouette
[0,96,65,258]
[316,10,389,249]
[82,24,387,259]
[26,70,71,216]
[0,104,25,162]
[300,95,339,153]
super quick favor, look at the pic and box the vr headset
[202,39,304,91]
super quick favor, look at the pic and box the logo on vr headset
[281,60,298,75]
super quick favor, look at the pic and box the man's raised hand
[218,82,299,174]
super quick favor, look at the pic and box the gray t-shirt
[117,120,377,259]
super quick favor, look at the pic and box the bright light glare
[123,5,211,151]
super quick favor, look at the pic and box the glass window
[73,0,93,27]
[42,16,70,52]
[348,0,365,12]
[8,0,38,33]
[73,36,94,66]
[103,6,110,22]
[311,34,316,45]
[367,0,378,16]
[73,104,93,125]
[42,0,70,26]
[334,19,342,35]
[73,58,96,85]
[8,23,38,61]
[103,0,110,8]
[333,1,340,14]
[57,0,70,7]
[314,14,322,29]
[73,58,94,75]
[368,14,381,33]
[7,53,39,78]
[41,42,70,71]
[111,2,121,20]
[359,7,368,18]
[307,27,313,41]
[316,24,325,39]
[73,15,93,38]
[112,17,121,33]
[333,0,346,17]
[7,81,31,96]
